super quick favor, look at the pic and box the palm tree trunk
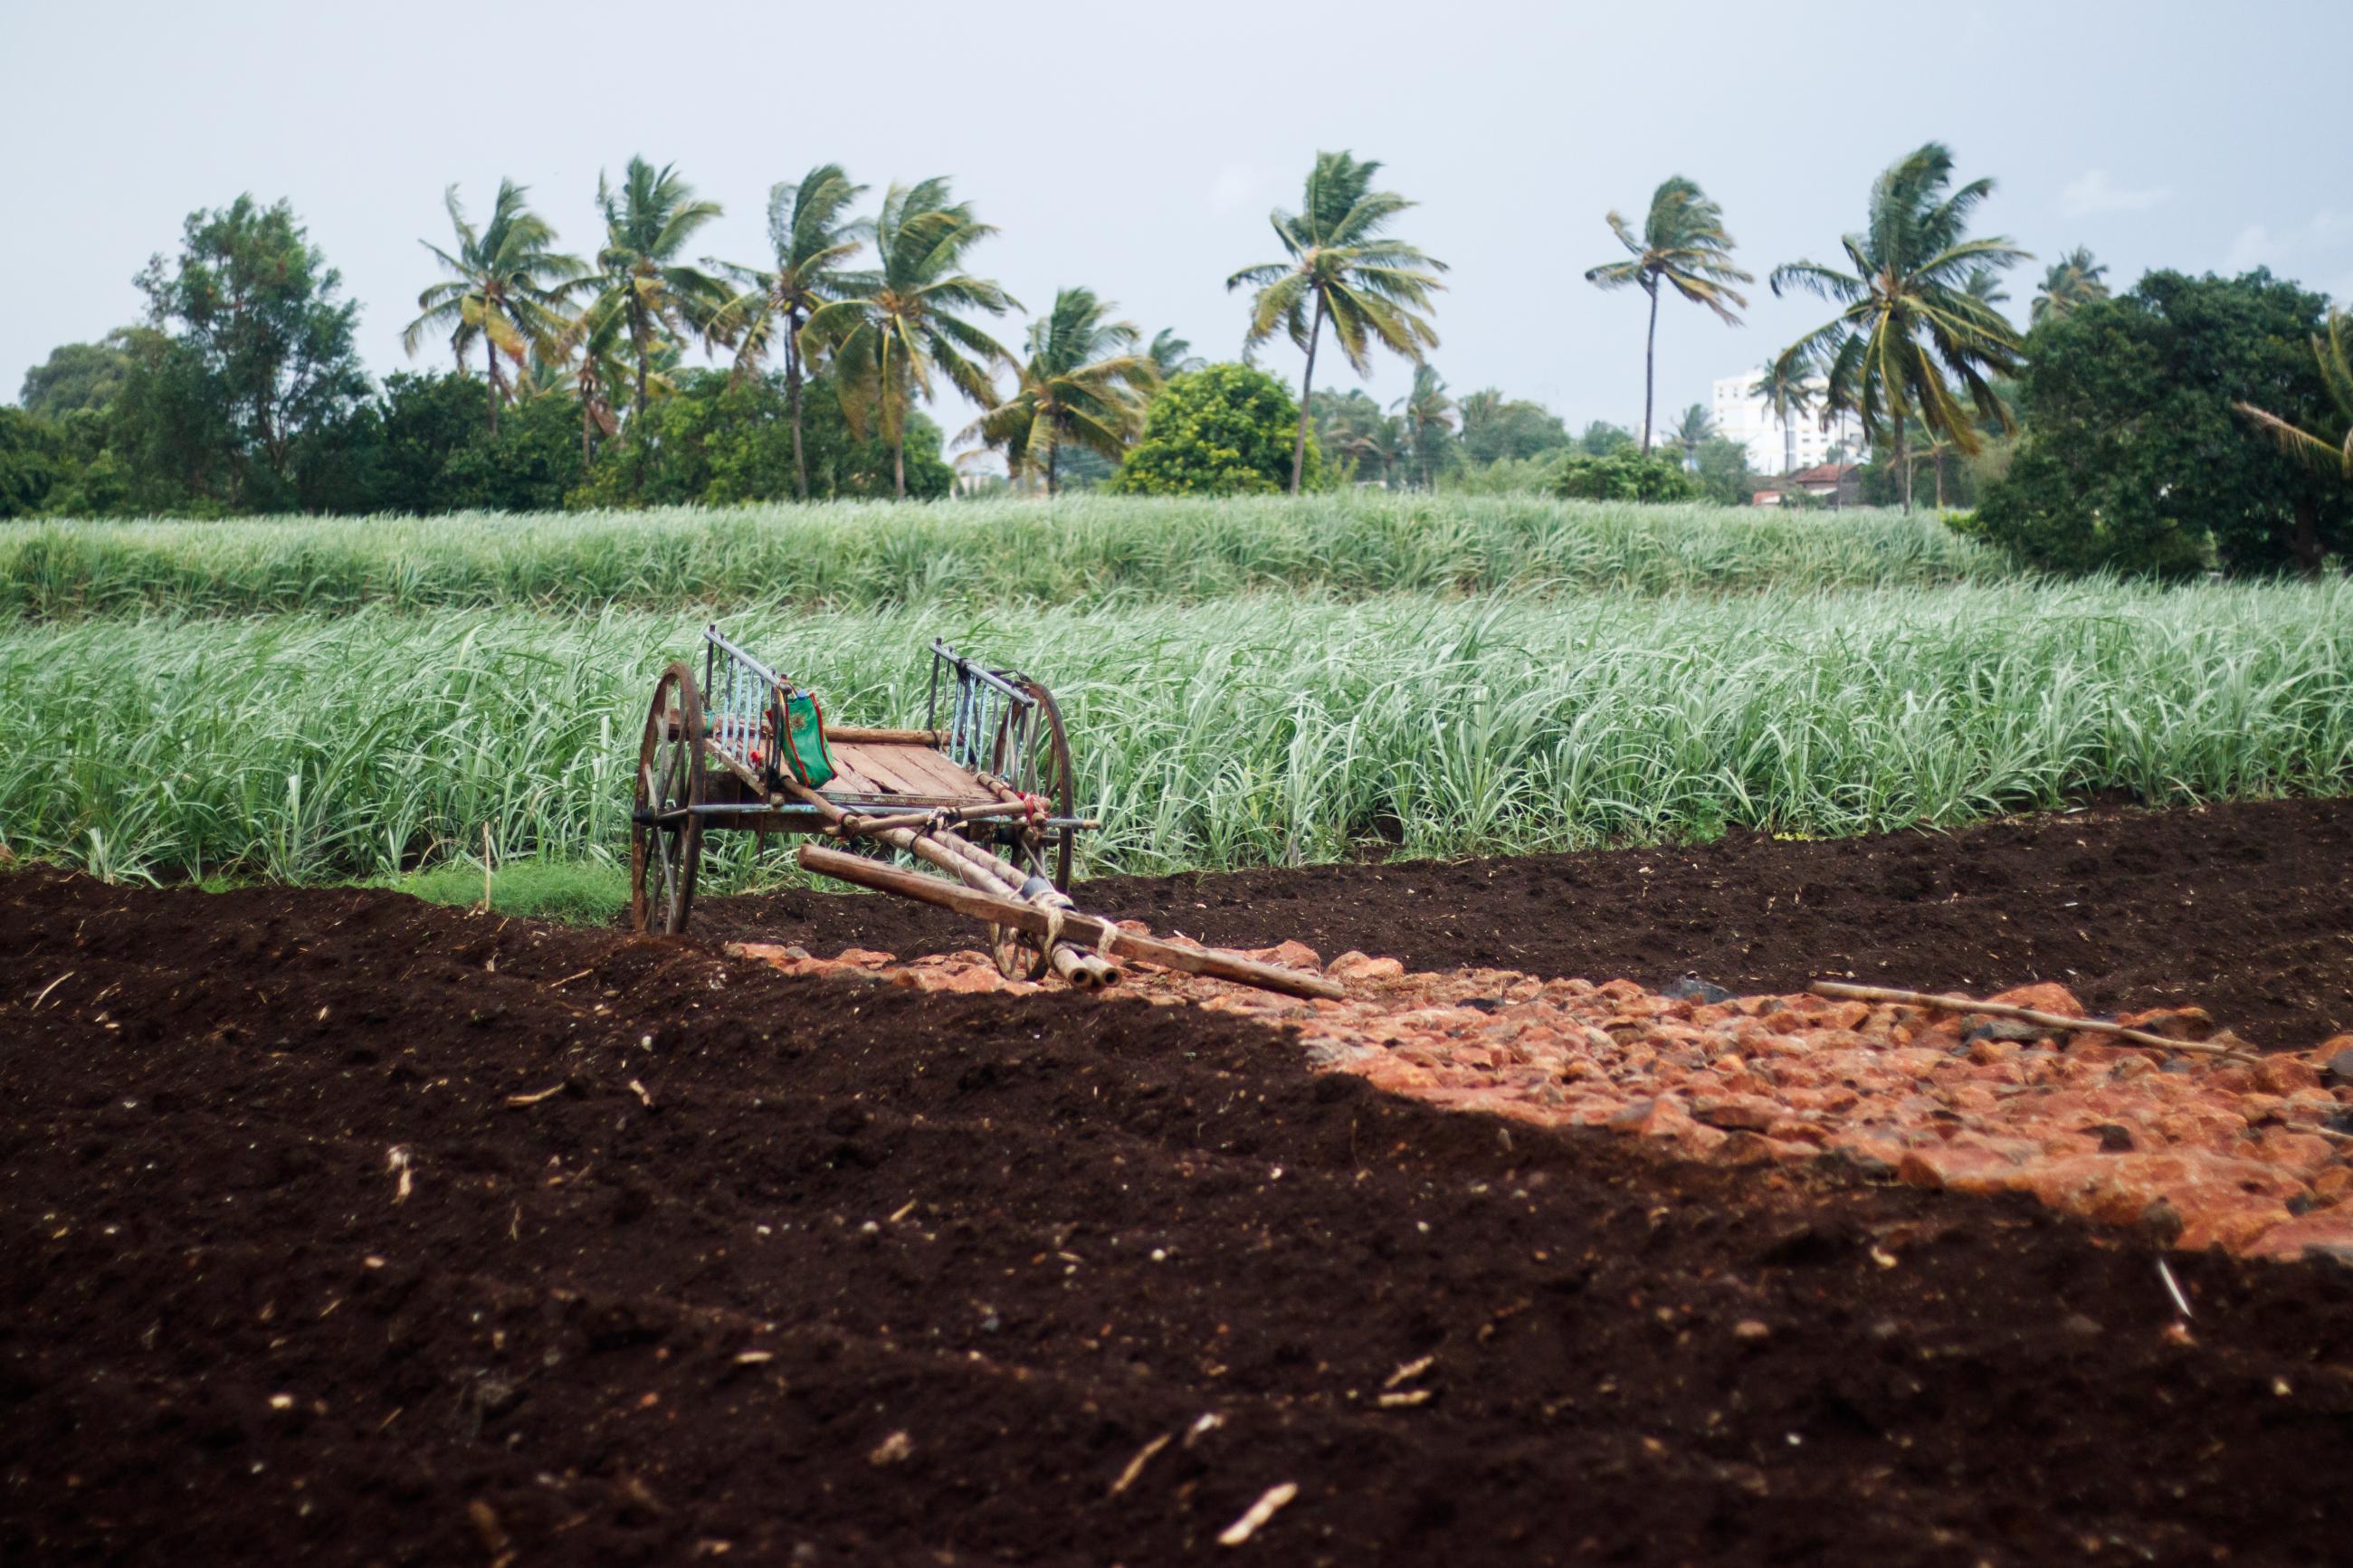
[1782,404,1796,478]
[786,314,808,502]
[1291,294,1327,496]
[1896,423,1912,514]
[1934,450,1947,510]
[582,397,594,468]
[893,434,906,500]
[1641,282,1660,457]
[485,336,500,438]
[633,309,650,426]
[1046,437,1060,499]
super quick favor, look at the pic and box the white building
[1710,371,1861,478]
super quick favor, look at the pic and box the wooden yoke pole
[797,843,1344,1002]
[781,780,1118,989]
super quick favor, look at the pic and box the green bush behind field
[4,581,2346,886]
[0,495,2001,619]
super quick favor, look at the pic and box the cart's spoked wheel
[631,661,706,936]
[987,677,1078,981]
[989,677,1078,892]
[989,920,1053,983]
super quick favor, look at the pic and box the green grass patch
[387,855,633,926]
[0,494,2002,620]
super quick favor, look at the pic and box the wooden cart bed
[819,738,1002,809]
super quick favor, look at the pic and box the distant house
[1752,461,1862,508]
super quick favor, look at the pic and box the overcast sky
[6,0,2349,439]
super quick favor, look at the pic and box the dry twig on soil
[1808,981,2262,1066]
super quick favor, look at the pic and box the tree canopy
[1110,363,1323,496]
[1969,270,2349,575]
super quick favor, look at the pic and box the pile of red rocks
[728,937,2353,1264]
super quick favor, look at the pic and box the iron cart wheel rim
[631,661,706,936]
[986,675,1078,979]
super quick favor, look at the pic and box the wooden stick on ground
[797,842,1344,1001]
[1807,980,2262,1066]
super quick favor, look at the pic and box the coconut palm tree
[1964,265,2014,308]
[1584,177,1752,456]
[707,164,870,499]
[1662,403,1718,470]
[586,157,727,429]
[966,288,1159,496]
[1750,348,1818,479]
[802,178,1018,499]
[2031,247,2110,326]
[557,295,653,467]
[402,180,586,435]
[1393,364,1455,489]
[1314,389,1406,486]
[1146,328,1205,378]
[1227,150,1448,495]
[1769,142,2030,513]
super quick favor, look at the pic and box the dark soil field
[704,796,2353,1050]
[6,798,2353,1565]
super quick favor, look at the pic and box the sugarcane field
[11,9,2353,1559]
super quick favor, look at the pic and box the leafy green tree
[129,196,371,510]
[2032,246,2110,325]
[1749,350,1818,477]
[1551,449,1699,502]
[33,409,134,518]
[1579,420,1636,457]
[568,368,951,507]
[1456,389,1568,465]
[803,177,1017,498]
[1970,270,2349,575]
[1584,176,1751,455]
[370,371,491,512]
[402,180,585,435]
[1691,435,1756,504]
[709,164,869,499]
[1770,142,2028,513]
[1110,363,1323,495]
[1392,363,1456,489]
[2235,307,2352,491]
[967,287,1159,495]
[0,408,65,518]
[587,158,727,429]
[19,336,133,419]
[438,388,587,511]
[1227,150,1446,494]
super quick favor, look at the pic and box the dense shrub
[1110,363,1324,495]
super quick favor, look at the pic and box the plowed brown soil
[5,799,2353,1565]
[703,796,2353,1050]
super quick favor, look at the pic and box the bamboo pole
[822,726,948,746]
[798,843,1345,1002]
[1807,981,2261,1065]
